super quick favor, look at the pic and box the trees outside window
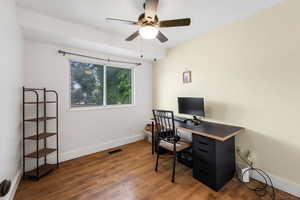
[106,66,132,105]
[71,61,133,108]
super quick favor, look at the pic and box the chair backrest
[152,110,176,139]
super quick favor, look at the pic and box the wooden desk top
[175,121,244,141]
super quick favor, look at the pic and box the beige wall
[154,0,300,185]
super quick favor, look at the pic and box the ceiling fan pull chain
[140,37,144,58]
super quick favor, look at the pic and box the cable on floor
[237,151,280,200]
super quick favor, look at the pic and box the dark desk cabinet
[192,134,236,191]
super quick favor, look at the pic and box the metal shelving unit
[22,87,59,179]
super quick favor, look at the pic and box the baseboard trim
[49,134,144,163]
[251,171,300,198]
[2,170,22,200]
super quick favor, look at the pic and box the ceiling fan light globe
[139,26,158,39]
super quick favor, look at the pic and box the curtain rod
[58,50,142,66]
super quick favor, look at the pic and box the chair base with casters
[153,109,191,183]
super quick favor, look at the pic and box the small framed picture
[183,71,192,83]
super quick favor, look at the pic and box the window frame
[68,58,135,111]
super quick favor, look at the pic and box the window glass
[71,61,104,107]
[70,61,133,108]
[106,66,132,105]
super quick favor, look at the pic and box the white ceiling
[16,0,283,48]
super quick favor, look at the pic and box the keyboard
[174,116,187,122]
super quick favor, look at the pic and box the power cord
[237,150,277,200]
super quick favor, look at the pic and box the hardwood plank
[15,141,299,200]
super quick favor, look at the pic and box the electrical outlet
[245,150,251,159]
[248,153,256,167]
[236,147,254,167]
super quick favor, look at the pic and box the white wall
[0,0,23,199]
[23,40,152,168]
[154,0,300,196]
[17,8,166,61]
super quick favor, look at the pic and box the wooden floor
[15,141,299,200]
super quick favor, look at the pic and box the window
[70,61,133,108]
[71,61,104,107]
[106,66,132,105]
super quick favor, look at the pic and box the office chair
[152,109,191,183]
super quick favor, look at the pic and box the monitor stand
[184,116,203,126]
[192,116,203,126]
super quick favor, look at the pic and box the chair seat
[159,140,191,152]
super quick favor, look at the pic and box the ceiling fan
[106,0,191,43]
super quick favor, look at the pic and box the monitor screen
[178,97,205,117]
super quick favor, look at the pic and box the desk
[152,119,244,191]
[176,120,244,141]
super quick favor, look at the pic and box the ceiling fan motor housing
[138,13,159,25]
[106,0,191,43]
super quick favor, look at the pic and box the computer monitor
[178,97,205,117]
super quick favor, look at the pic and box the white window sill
[68,104,136,112]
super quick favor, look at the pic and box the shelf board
[24,164,56,178]
[25,132,57,140]
[25,148,56,158]
[24,101,57,104]
[25,117,56,122]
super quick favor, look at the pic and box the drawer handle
[198,141,208,145]
[198,148,208,153]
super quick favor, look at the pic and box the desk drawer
[193,135,214,151]
[193,145,212,155]
[193,146,215,165]
[194,158,215,173]
[193,134,214,145]
[193,135,215,161]
[193,166,216,190]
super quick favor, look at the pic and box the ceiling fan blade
[145,0,159,20]
[126,31,140,41]
[106,18,138,25]
[159,18,191,28]
[156,31,168,43]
